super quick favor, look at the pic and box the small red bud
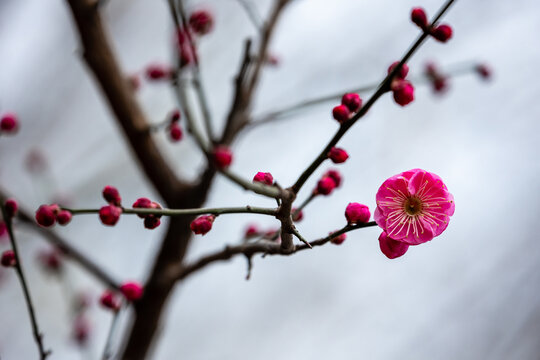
[392,80,415,106]
[332,105,351,123]
[100,290,121,311]
[120,281,144,301]
[190,215,215,235]
[38,249,63,272]
[1,250,16,267]
[35,205,57,227]
[252,172,274,186]
[316,176,337,196]
[324,169,343,188]
[145,63,172,80]
[330,232,347,245]
[99,205,122,226]
[341,93,362,113]
[244,224,259,239]
[292,208,304,222]
[431,24,453,42]
[4,198,18,218]
[169,123,183,142]
[388,61,410,80]
[102,185,121,206]
[73,315,91,346]
[0,113,19,133]
[189,10,214,35]
[328,147,349,164]
[475,64,492,80]
[170,109,181,122]
[144,216,161,230]
[212,146,233,169]
[133,198,152,219]
[411,7,428,29]
[56,210,72,226]
[345,203,371,224]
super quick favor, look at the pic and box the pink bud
[266,54,280,66]
[0,113,18,133]
[411,7,428,29]
[253,172,274,186]
[475,64,492,80]
[144,216,161,230]
[133,197,153,219]
[379,231,409,259]
[345,203,370,224]
[324,169,343,188]
[292,208,304,222]
[332,105,351,123]
[100,290,121,311]
[73,315,91,346]
[316,176,337,196]
[190,215,215,235]
[120,281,144,301]
[99,205,122,226]
[170,109,181,122]
[145,63,172,80]
[102,185,121,206]
[212,146,233,169]
[38,249,63,272]
[341,93,362,113]
[388,61,410,80]
[56,210,72,226]
[4,198,18,218]
[35,205,57,227]
[330,232,347,245]
[189,10,214,35]
[1,250,16,267]
[169,123,183,142]
[392,80,415,106]
[431,24,453,42]
[328,147,349,164]
[244,224,260,239]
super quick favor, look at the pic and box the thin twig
[219,169,281,198]
[1,203,51,359]
[102,305,123,360]
[290,227,311,248]
[290,0,457,195]
[64,205,278,217]
[177,221,377,280]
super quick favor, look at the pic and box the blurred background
[1,0,539,358]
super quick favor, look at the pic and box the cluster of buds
[314,169,343,196]
[212,146,233,169]
[35,204,72,227]
[411,7,453,43]
[252,172,274,186]
[424,62,449,94]
[190,215,215,235]
[0,113,18,135]
[100,186,123,226]
[132,197,163,230]
[388,61,415,106]
[168,109,183,142]
[332,93,362,123]
[100,290,122,311]
[1,250,16,267]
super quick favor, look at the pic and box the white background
[1,0,540,359]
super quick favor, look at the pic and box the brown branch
[291,0,457,194]
[1,203,51,359]
[65,0,184,203]
[177,221,377,280]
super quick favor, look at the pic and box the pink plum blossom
[374,169,454,245]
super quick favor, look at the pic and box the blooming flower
[374,169,454,245]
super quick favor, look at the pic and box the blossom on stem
[431,24,453,42]
[35,204,57,227]
[332,105,351,123]
[189,10,214,35]
[56,210,72,226]
[120,281,144,301]
[190,215,215,235]
[341,93,362,112]
[345,203,370,224]
[374,169,454,245]
[328,147,349,164]
[411,7,428,29]
[212,146,233,169]
[169,123,183,142]
[0,113,18,134]
[392,80,415,106]
[99,205,122,226]
[4,198,18,218]
[330,231,347,245]
[388,61,409,80]
[100,290,121,311]
[379,231,409,259]
[102,185,121,206]
[253,172,274,186]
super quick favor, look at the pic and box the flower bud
[475,64,492,81]
[392,80,415,106]
[388,61,409,80]
[292,208,304,222]
[345,203,370,224]
[1,250,16,267]
[330,232,347,245]
[144,216,161,230]
[212,146,233,169]
[56,210,72,226]
[4,198,18,218]
[102,185,121,206]
[100,290,121,311]
[169,123,183,142]
[189,10,214,35]
[120,281,144,301]
[190,215,215,235]
[411,7,428,29]
[324,169,343,187]
[170,109,181,122]
[253,172,274,186]
[38,248,63,272]
[35,205,57,227]
[316,176,337,196]
[328,147,349,164]
[244,224,260,239]
[332,105,351,123]
[431,24,453,42]
[341,93,362,112]
[0,113,18,133]
[99,205,122,226]
[145,63,172,80]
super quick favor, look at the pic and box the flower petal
[376,176,410,215]
[379,231,409,259]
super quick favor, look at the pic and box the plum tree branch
[65,205,278,217]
